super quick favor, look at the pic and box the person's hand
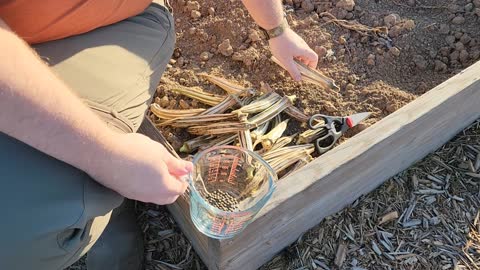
[89,133,192,205]
[269,28,318,81]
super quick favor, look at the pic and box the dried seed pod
[284,106,310,122]
[269,133,298,152]
[159,113,238,128]
[233,92,282,114]
[198,134,237,152]
[171,85,225,106]
[248,96,294,126]
[256,119,289,150]
[250,121,270,142]
[179,135,214,153]
[282,155,314,178]
[271,56,339,91]
[198,73,255,96]
[150,103,205,120]
[199,95,240,115]
[266,146,315,174]
[263,144,314,161]
[188,121,256,135]
[297,128,328,144]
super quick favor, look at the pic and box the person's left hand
[269,28,318,81]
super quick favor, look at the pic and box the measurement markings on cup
[207,155,221,183]
[227,154,240,184]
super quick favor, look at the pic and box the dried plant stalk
[251,121,270,142]
[320,12,388,37]
[269,133,298,152]
[282,155,314,178]
[266,146,315,174]
[271,56,339,91]
[198,73,255,96]
[179,135,214,153]
[188,122,256,135]
[297,128,328,144]
[199,95,240,115]
[171,85,225,106]
[271,114,282,128]
[238,130,254,151]
[255,119,289,150]
[150,103,205,120]
[248,96,294,126]
[158,113,238,128]
[263,144,314,161]
[284,106,310,122]
[233,92,282,114]
[197,134,237,152]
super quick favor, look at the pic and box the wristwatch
[259,13,289,40]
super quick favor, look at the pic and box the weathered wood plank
[215,61,480,269]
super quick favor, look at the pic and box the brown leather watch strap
[259,16,289,40]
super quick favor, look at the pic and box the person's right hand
[89,133,193,205]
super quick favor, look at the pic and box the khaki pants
[0,2,174,269]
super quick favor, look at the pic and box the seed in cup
[205,190,239,212]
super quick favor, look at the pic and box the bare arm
[241,0,318,81]
[0,19,190,204]
[241,0,284,30]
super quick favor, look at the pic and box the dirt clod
[389,47,401,57]
[301,0,315,12]
[439,24,450,35]
[384,13,400,28]
[414,55,427,70]
[434,60,448,72]
[218,39,233,56]
[179,99,190,109]
[248,29,261,42]
[366,54,375,66]
[159,96,169,107]
[460,49,470,63]
[446,35,456,45]
[208,7,215,16]
[186,1,200,11]
[314,46,328,59]
[200,51,210,61]
[231,47,259,67]
[451,16,466,25]
[465,3,474,12]
[336,0,355,11]
[389,25,402,38]
[191,10,201,20]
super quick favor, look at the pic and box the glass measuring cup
[187,145,277,239]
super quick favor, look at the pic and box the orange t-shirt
[0,0,152,44]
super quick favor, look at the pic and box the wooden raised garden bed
[139,60,480,270]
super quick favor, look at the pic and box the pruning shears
[308,112,371,154]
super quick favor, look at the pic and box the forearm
[241,0,284,30]
[0,20,119,177]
